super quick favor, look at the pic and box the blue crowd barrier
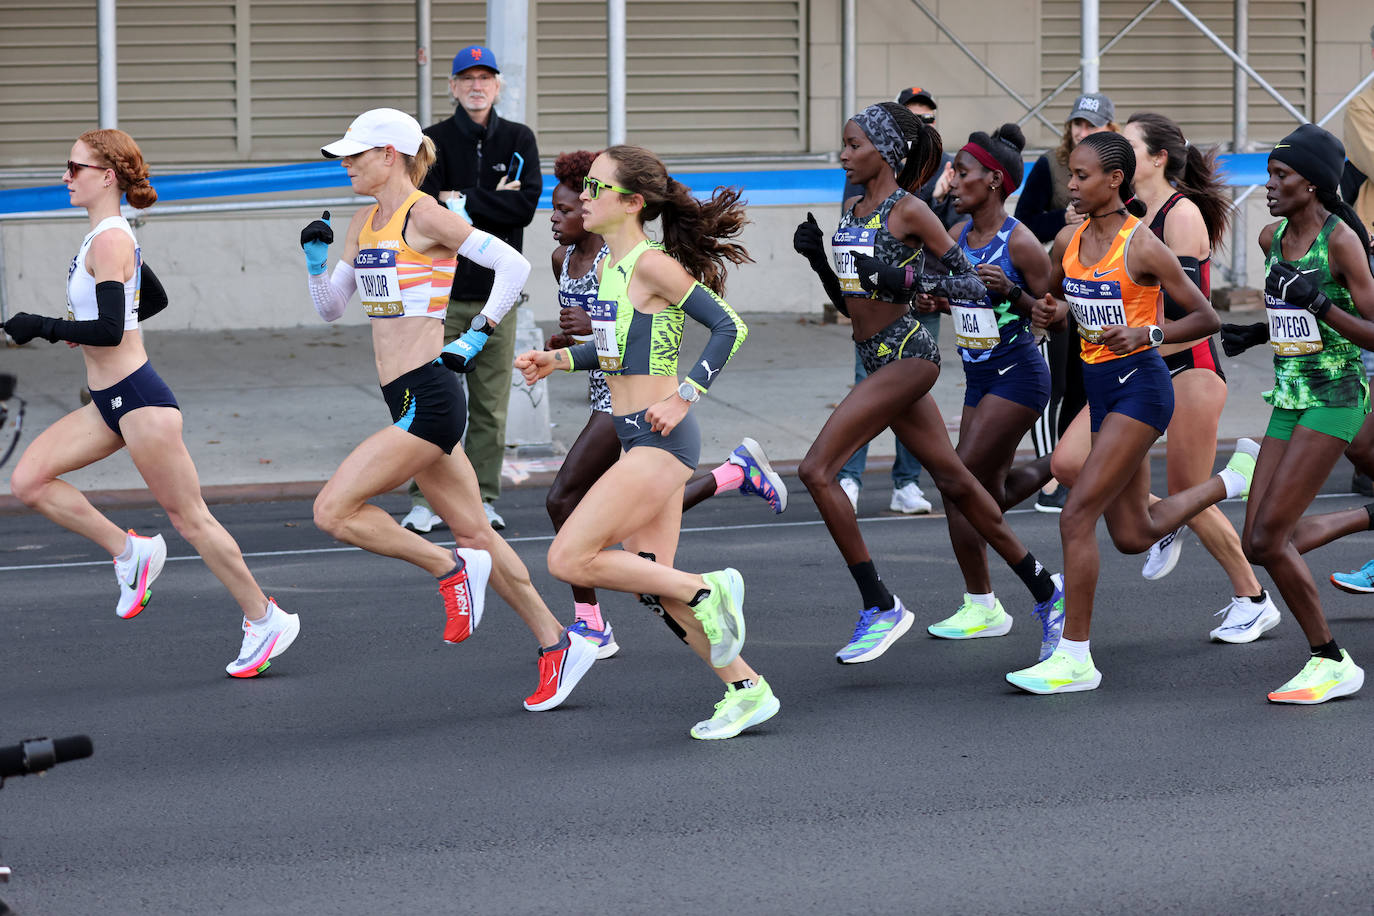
[0,153,1274,216]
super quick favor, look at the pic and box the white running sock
[1059,637,1091,662]
[967,592,996,609]
[115,534,134,563]
[1218,467,1247,499]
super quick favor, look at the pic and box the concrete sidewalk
[0,308,1281,508]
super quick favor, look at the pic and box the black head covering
[1268,123,1345,197]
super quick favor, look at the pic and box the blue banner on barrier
[0,153,1275,216]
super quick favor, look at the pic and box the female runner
[921,124,1062,656]
[4,128,300,678]
[516,144,777,740]
[791,102,1065,666]
[1005,131,1253,695]
[542,150,786,660]
[1121,112,1277,641]
[1216,124,1374,702]
[301,108,595,711]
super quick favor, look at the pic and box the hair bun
[994,123,1026,153]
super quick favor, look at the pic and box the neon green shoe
[927,595,1012,639]
[1005,648,1101,694]
[690,676,780,740]
[1267,650,1364,704]
[694,568,745,668]
[1224,437,1260,500]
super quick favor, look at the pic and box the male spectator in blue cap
[403,44,543,532]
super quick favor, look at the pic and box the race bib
[1266,295,1323,356]
[951,304,1001,350]
[832,225,877,294]
[1064,276,1126,343]
[587,298,622,371]
[355,248,403,318]
[559,289,596,343]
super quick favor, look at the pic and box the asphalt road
[3,475,1374,915]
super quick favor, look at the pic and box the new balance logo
[110,396,123,410]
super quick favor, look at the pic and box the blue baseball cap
[451,45,499,75]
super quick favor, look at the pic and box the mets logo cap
[321,108,424,159]
[452,45,500,75]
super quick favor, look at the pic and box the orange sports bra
[1062,216,1161,364]
[353,189,457,319]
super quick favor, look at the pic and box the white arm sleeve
[308,261,356,322]
[458,229,532,324]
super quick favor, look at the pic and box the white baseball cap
[321,108,424,158]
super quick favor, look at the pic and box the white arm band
[458,229,531,324]
[308,261,356,322]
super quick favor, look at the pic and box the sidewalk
[0,309,1278,510]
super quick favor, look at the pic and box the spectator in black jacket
[402,44,543,533]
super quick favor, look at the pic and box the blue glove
[300,210,332,276]
[439,326,490,373]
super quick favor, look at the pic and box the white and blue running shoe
[836,598,914,664]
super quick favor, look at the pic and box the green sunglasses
[583,175,634,199]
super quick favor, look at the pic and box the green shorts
[1265,403,1369,443]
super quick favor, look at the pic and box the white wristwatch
[677,381,701,404]
[1146,324,1164,348]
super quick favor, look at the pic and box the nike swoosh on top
[1092,269,1116,279]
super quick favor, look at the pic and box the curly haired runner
[4,128,300,678]
[542,150,787,660]
[792,102,1066,667]
[517,145,778,740]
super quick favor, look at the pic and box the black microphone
[0,735,93,781]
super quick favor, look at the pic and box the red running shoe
[523,627,598,711]
[438,547,492,644]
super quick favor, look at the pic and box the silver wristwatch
[676,381,701,404]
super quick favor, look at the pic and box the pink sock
[575,602,604,629]
[712,462,745,495]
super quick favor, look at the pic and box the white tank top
[66,216,141,329]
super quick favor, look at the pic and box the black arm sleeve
[679,283,749,392]
[914,246,989,301]
[811,260,850,318]
[41,281,126,346]
[463,127,542,231]
[1013,157,1067,244]
[1161,256,1203,319]
[137,261,168,321]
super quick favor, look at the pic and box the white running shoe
[1141,528,1184,580]
[114,531,167,619]
[401,505,446,533]
[1210,592,1281,644]
[484,502,506,531]
[889,482,932,514]
[226,599,301,678]
[839,477,861,514]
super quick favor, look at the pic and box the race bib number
[587,298,622,371]
[559,289,596,344]
[355,248,403,318]
[832,225,877,294]
[1064,276,1126,343]
[1266,295,1323,356]
[951,304,1001,350]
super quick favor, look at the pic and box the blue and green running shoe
[836,598,914,664]
[729,437,787,513]
[1005,647,1101,695]
[1031,573,1065,661]
[927,595,1011,639]
[1331,558,1374,594]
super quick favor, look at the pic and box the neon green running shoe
[927,595,1012,639]
[1267,650,1364,704]
[694,568,745,668]
[690,676,780,740]
[1223,437,1260,500]
[1005,648,1101,695]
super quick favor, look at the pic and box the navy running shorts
[380,362,467,453]
[90,361,179,435]
[614,407,701,470]
[962,340,1051,412]
[1083,348,1174,434]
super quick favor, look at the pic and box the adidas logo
[875,343,892,357]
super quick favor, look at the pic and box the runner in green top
[1225,123,1374,704]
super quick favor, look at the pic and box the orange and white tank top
[1062,216,1161,365]
[353,189,456,319]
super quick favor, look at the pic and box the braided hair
[77,128,157,209]
[1077,132,1147,219]
[1126,112,1230,248]
[874,101,944,194]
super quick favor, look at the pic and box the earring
[1307,186,1314,193]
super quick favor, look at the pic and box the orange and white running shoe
[439,547,492,644]
[523,627,597,711]
[113,530,166,619]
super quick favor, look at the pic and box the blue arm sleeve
[679,283,748,392]
[565,342,599,371]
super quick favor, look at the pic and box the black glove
[792,212,827,264]
[3,313,56,346]
[1219,322,1269,357]
[1265,261,1331,319]
[854,253,910,296]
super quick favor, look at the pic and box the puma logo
[623,416,641,430]
[700,360,720,382]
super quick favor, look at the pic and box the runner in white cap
[302,108,597,711]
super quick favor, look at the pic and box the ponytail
[876,101,942,193]
[1316,187,1373,254]
[1126,112,1230,248]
